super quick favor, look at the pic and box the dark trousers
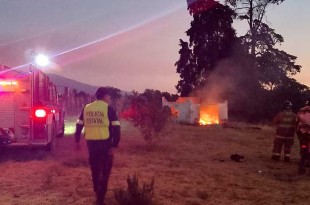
[298,133,310,171]
[272,137,294,157]
[87,140,113,204]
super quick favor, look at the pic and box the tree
[176,0,237,96]
[161,92,179,102]
[250,21,301,90]
[105,86,122,111]
[224,0,309,120]
[263,78,310,119]
[224,0,287,96]
[175,40,196,96]
[225,0,285,57]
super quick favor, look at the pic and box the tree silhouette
[246,21,301,90]
[175,40,196,96]
[225,0,285,58]
[176,0,237,96]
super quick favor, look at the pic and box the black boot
[96,186,106,205]
[284,156,290,162]
[271,155,280,161]
[96,197,104,205]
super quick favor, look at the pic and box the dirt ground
[1,119,310,205]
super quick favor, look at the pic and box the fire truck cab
[0,65,65,151]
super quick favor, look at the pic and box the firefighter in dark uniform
[75,87,121,205]
[272,101,297,162]
[296,100,310,174]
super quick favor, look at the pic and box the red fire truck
[0,65,65,151]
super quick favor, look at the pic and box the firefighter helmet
[283,101,292,110]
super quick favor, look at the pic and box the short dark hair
[95,87,109,99]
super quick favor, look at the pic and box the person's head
[283,100,292,110]
[95,87,110,103]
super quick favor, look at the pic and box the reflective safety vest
[83,101,110,140]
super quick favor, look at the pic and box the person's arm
[272,112,282,125]
[75,107,85,143]
[108,106,121,148]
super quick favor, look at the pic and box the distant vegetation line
[47,73,97,94]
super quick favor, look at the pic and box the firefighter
[271,101,297,162]
[75,87,121,205]
[296,100,310,174]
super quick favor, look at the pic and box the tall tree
[225,0,309,119]
[176,0,237,96]
[187,0,237,87]
[251,21,301,90]
[225,0,285,58]
[175,40,196,96]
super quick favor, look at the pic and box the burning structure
[162,97,228,125]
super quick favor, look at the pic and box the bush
[114,174,155,205]
[121,89,173,145]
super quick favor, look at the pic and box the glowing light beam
[1,3,186,74]
[52,4,185,58]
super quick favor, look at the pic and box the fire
[199,104,219,125]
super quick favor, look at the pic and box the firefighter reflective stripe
[274,111,296,137]
[83,101,109,140]
[278,111,296,129]
[275,135,292,139]
[111,121,120,126]
[279,124,295,128]
[77,119,84,125]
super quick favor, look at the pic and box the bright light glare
[0,81,18,86]
[35,109,47,118]
[35,54,50,67]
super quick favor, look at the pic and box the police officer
[272,101,297,162]
[75,87,121,205]
[296,100,310,174]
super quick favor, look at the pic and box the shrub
[114,174,155,205]
[121,89,173,145]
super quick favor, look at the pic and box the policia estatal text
[75,87,120,205]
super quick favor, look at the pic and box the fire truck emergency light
[0,81,18,86]
[35,109,47,118]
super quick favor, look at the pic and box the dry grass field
[1,118,310,205]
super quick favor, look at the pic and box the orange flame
[199,104,219,125]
